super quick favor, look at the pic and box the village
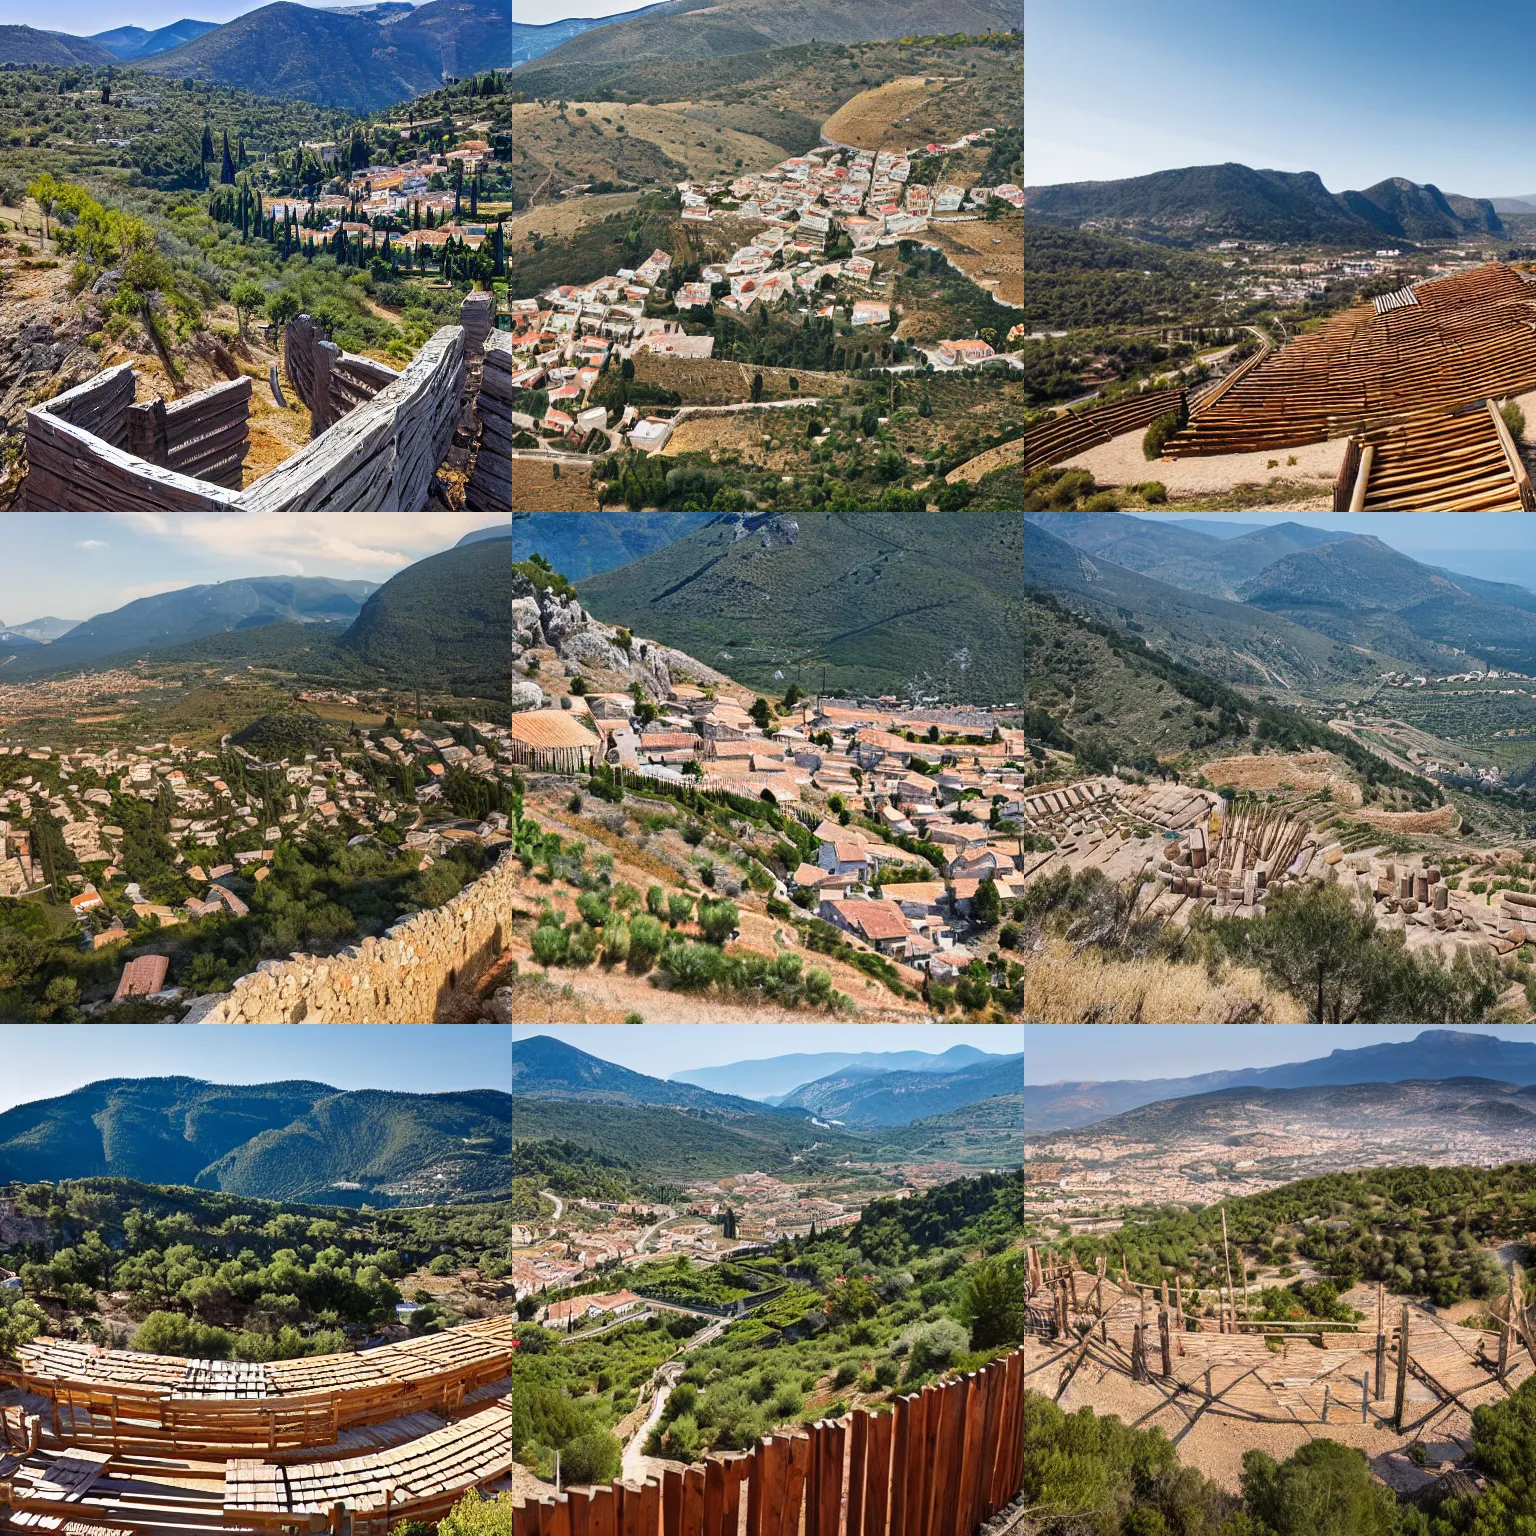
[257,131,505,267]
[512,673,1029,980]
[509,1165,931,1324]
[0,701,521,1010]
[509,129,1025,454]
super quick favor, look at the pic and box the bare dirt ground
[509,777,932,1023]
[1347,804,1459,834]
[1061,426,1347,502]
[633,354,852,406]
[821,76,963,150]
[513,457,601,510]
[926,213,1022,306]
[511,100,787,187]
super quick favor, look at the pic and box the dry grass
[1023,940,1306,1023]
[1347,804,1458,834]
[926,212,1023,306]
[821,76,961,150]
[945,434,1025,484]
[509,191,643,243]
[1200,752,1362,803]
[513,457,601,510]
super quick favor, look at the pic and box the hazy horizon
[1023,1025,1531,1085]
[6,0,424,36]
[515,1024,1024,1080]
[0,513,504,626]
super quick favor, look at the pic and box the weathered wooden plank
[164,374,250,425]
[23,410,240,510]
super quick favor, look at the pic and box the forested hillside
[341,537,512,703]
[1046,1164,1531,1308]
[0,1078,510,1204]
[0,1177,512,1362]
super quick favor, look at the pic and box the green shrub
[1504,400,1526,441]
[1142,411,1180,460]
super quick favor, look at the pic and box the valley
[1022,512,1536,1022]
[513,512,1027,1023]
[508,11,1020,513]
[0,519,516,1025]
[509,1027,1023,1507]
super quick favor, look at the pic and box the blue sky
[0,1025,509,1114]
[1,513,505,629]
[1026,0,1536,196]
[1024,1025,1535,1084]
[514,1024,1024,1079]
[1126,511,1536,593]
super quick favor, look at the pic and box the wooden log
[23,408,240,510]
[125,398,169,465]
[270,364,289,409]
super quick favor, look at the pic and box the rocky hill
[515,0,1017,70]
[1024,162,1503,246]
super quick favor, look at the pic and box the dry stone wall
[182,851,517,1023]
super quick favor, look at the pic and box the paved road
[539,1189,564,1222]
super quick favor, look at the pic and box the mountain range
[511,1,669,65]
[90,18,220,60]
[0,577,376,678]
[0,616,80,643]
[0,1077,510,1203]
[0,535,509,701]
[514,512,713,581]
[512,0,1017,74]
[670,1043,1000,1100]
[1023,162,1504,246]
[575,511,1024,705]
[1024,1029,1536,1130]
[1026,515,1536,687]
[0,0,512,112]
[776,1052,1024,1127]
[514,1035,1022,1174]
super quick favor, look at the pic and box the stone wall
[182,850,518,1023]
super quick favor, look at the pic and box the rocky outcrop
[512,573,673,700]
[181,851,518,1023]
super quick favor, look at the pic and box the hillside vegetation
[576,511,1024,704]
[0,1077,511,1204]
[340,537,512,703]
[0,1176,512,1361]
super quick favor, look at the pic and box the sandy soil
[946,435,1025,484]
[1061,425,1348,499]
[1347,804,1459,834]
[821,77,962,150]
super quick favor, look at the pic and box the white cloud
[74,539,107,550]
[124,514,507,575]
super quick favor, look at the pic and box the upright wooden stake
[1394,1305,1410,1430]
[1221,1207,1236,1335]
[1500,1272,1514,1382]
[1158,1306,1172,1379]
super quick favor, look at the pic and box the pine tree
[201,122,213,166]
[220,130,234,185]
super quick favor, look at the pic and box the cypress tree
[220,129,234,185]
[237,133,246,169]
[412,200,420,230]
[201,122,213,166]
[452,161,462,219]
[469,174,477,218]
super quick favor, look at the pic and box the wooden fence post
[312,339,337,436]
[865,1405,893,1536]
[1394,1306,1410,1430]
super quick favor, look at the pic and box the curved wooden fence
[512,1348,1024,1536]
[21,328,466,512]
[467,330,511,511]
[1022,387,1185,472]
